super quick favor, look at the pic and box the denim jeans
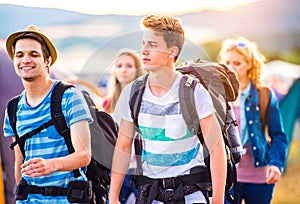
[120,173,137,204]
[225,182,275,204]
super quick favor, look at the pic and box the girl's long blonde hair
[218,36,266,87]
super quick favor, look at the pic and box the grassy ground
[272,138,300,204]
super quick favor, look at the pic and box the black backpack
[7,81,118,204]
[129,59,242,204]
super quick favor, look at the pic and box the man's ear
[45,57,52,68]
[170,46,179,58]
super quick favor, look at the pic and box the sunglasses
[224,40,252,58]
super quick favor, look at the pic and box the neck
[23,78,54,107]
[148,68,178,97]
[238,78,250,92]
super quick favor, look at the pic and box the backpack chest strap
[10,120,54,151]
[134,171,209,189]
[15,178,92,202]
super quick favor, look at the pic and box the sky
[0,0,258,15]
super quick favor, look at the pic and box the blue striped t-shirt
[3,81,92,203]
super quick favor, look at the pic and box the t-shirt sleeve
[194,83,216,119]
[3,108,15,137]
[112,83,133,124]
[63,88,93,127]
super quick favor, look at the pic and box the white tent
[263,60,300,96]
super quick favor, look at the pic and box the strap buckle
[54,112,64,120]
[43,186,58,196]
[161,177,178,189]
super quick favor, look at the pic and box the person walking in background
[103,49,144,203]
[218,36,288,204]
[109,14,226,204]
[102,49,144,115]
[3,25,93,203]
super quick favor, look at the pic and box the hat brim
[6,29,57,66]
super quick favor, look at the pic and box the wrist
[109,192,119,201]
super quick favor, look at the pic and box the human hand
[266,165,281,184]
[21,158,55,178]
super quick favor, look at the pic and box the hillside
[1,0,299,84]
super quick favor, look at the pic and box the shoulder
[122,81,135,98]
[61,85,80,96]
[59,85,85,103]
[178,73,207,93]
[194,82,207,92]
[58,85,90,114]
[193,82,210,98]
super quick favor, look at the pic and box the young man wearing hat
[3,25,93,203]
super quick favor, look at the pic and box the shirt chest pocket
[165,114,187,140]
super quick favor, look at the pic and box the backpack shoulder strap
[129,74,149,129]
[51,81,73,135]
[51,81,75,151]
[129,74,148,175]
[258,86,270,129]
[179,75,203,142]
[7,96,26,156]
[51,81,82,177]
[7,96,20,137]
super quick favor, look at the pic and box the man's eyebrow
[15,50,40,53]
[142,40,158,46]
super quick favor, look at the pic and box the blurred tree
[281,47,300,64]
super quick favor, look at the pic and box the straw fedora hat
[6,25,57,66]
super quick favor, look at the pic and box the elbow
[82,150,92,167]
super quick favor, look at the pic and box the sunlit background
[0,0,259,15]
[0,0,300,203]
[1,0,299,80]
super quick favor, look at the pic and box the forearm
[210,139,226,203]
[15,163,22,184]
[51,150,91,172]
[267,99,288,168]
[109,138,132,201]
[21,149,91,178]
[109,169,127,202]
[109,118,135,202]
[200,114,226,203]
[13,137,23,184]
[53,120,91,171]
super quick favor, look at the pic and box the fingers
[21,164,41,177]
[266,165,281,184]
[21,158,48,178]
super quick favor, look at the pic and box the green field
[272,138,300,204]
